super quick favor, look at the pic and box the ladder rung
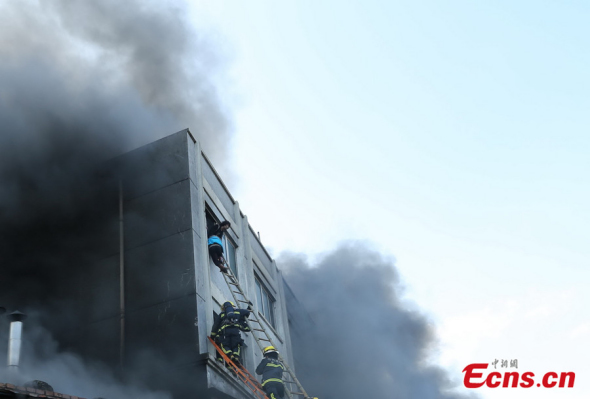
[219,263,310,399]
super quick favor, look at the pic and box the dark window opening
[205,209,217,232]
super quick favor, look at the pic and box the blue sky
[189,2,589,397]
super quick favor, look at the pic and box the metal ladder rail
[222,270,298,399]
[220,265,312,399]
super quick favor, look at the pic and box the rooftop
[0,383,86,399]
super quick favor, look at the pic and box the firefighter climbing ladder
[218,263,313,399]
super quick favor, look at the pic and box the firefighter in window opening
[207,220,231,273]
[211,301,252,366]
[256,346,285,399]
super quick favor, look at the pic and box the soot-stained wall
[1,129,300,399]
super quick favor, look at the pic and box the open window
[205,207,238,278]
[205,208,217,233]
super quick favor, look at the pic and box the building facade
[87,129,297,398]
[0,129,304,399]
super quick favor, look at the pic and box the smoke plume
[0,0,231,396]
[0,0,232,160]
[282,242,478,399]
[0,317,171,399]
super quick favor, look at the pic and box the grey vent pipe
[7,311,27,370]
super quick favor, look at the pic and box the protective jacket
[211,308,251,340]
[256,357,285,387]
[211,307,251,363]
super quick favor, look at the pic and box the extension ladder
[208,336,268,399]
[218,263,313,399]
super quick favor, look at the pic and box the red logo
[463,363,575,388]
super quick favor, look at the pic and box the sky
[188,1,589,398]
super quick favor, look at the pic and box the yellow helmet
[263,346,278,356]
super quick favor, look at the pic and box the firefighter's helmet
[263,346,278,356]
[221,301,235,310]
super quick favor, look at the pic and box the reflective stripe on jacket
[211,309,251,338]
[256,358,285,385]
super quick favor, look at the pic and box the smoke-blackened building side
[0,130,299,399]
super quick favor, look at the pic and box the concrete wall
[1,129,301,399]
[113,131,203,396]
[200,153,296,389]
[115,129,297,398]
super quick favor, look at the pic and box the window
[255,276,275,327]
[205,209,217,232]
[225,237,237,277]
[205,208,238,277]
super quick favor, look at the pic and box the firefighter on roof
[207,220,231,273]
[256,346,285,399]
[211,301,251,365]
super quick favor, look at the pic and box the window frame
[224,235,238,278]
[254,275,276,327]
[205,206,239,277]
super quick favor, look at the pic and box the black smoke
[0,0,232,159]
[0,319,172,399]
[0,0,230,312]
[0,0,230,397]
[282,242,478,399]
